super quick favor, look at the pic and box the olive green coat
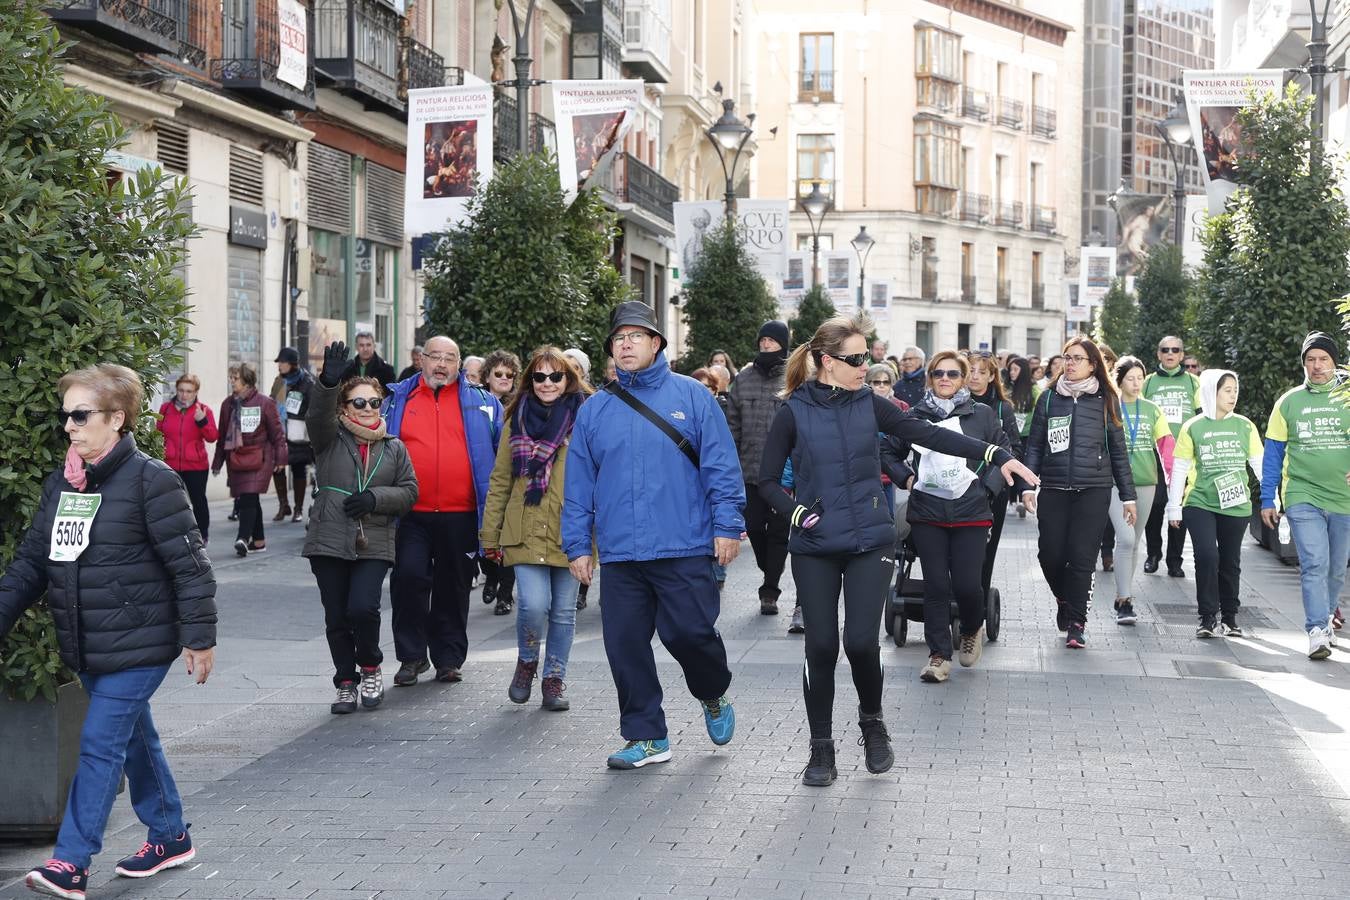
[479,420,573,568]
[302,382,418,562]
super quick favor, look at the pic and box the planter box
[0,681,87,840]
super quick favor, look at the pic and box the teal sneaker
[701,695,735,745]
[606,739,671,769]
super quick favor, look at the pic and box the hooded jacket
[726,358,785,481]
[562,353,746,563]
[1167,369,1262,518]
[1023,382,1135,499]
[905,394,1010,526]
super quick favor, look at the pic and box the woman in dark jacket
[967,352,1027,597]
[904,351,1011,684]
[212,364,287,558]
[0,364,217,898]
[157,373,218,544]
[1022,336,1137,649]
[304,342,418,715]
[267,347,316,523]
[757,314,1038,787]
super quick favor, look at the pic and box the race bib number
[1014,412,1028,432]
[240,407,262,434]
[1160,398,1183,424]
[49,492,101,562]
[1214,471,1249,510]
[285,391,303,415]
[1048,415,1072,454]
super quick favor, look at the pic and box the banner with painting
[865,279,891,319]
[1079,246,1117,307]
[822,250,856,313]
[553,79,643,205]
[673,200,723,281]
[404,84,494,235]
[779,251,809,307]
[1182,69,1284,215]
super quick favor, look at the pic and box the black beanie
[1301,331,1338,364]
[758,320,790,350]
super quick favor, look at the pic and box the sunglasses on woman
[825,352,869,368]
[532,371,565,384]
[868,379,892,386]
[58,408,112,426]
[344,397,381,410]
[931,369,963,379]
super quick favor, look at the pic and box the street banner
[1112,190,1169,276]
[822,250,856,312]
[779,251,808,306]
[404,84,495,236]
[276,0,308,91]
[1067,284,1089,324]
[673,200,723,280]
[1182,194,1212,268]
[865,278,891,319]
[553,79,643,205]
[1183,69,1284,215]
[1079,246,1116,306]
[735,200,790,283]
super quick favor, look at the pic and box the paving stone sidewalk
[3,500,1349,899]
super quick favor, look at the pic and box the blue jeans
[54,664,185,869]
[514,564,579,679]
[1284,502,1350,631]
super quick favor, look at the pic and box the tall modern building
[1083,0,1214,249]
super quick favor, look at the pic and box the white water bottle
[1278,515,1292,546]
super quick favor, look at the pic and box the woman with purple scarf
[481,346,594,711]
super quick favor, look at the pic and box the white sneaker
[1328,616,1340,648]
[957,625,985,668]
[1309,627,1332,661]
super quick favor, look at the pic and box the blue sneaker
[606,739,671,769]
[25,859,88,898]
[114,828,196,878]
[702,695,735,745]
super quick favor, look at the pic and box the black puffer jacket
[0,435,218,674]
[904,395,1009,525]
[1024,384,1135,499]
[726,359,785,482]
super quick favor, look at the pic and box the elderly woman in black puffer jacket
[0,363,217,898]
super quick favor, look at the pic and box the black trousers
[178,469,210,543]
[912,522,989,659]
[791,548,893,740]
[744,483,789,596]
[1182,507,1245,621]
[1036,487,1112,623]
[310,556,390,686]
[980,492,1007,597]
[235,493,264,544]
[390,511,479,669]
[479,555,515,600]
[1146,457,1186,565]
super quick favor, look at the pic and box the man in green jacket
[1143,335,1201,577]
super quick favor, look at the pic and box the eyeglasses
[1158,346,1183,354]
[868,379,893,386]
[345,397,381,410]
[825,352,870,368]
[532,371,566,384]
[58,409,112,426]
[491,370,515,380]
[1184,363,1200,371]
[931,369,963,380]
[424,353,457,364]
[1063,354,1091,364]
[612,331,652,345]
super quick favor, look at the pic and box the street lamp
[1155,99,1191,246]
[850,226,875,311]
[1304,0,1342,171]
[799,180,830,289]
[501,0,541,155]
[706,98,754,211]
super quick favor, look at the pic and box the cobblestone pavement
[3,500,1350,898]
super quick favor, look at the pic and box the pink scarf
[64,443,113,492]
[1055,375,1100,399]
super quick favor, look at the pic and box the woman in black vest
[1022,336,1136,650]
[758,315,1038,787]
[906,351,1012,684]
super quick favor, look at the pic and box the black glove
[342,490,376,518]
[320,340,349,388]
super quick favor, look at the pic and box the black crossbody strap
[604,381,700,468]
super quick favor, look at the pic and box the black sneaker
[233,539,248,558]
[482,582,496,606]
[1196,617,1218,639]
[435,666,462,683]
[788,604,805,634]
[25,860,88,898]
[1115,600,1138,626]
[494,594,513,615]
[1220,616,1244,637]
[1167,564,1185,578]
[1143,554,1160,574]
[331,681,358,714]
[1055,599,1070,632]
[393,659,429,686]
[801,739,837,787]
[1065,622,1086,649]
[508,658,538,704]
[857,712,894,774]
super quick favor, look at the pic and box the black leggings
[177,469,210,543]
[981,493,1006,596]
[1183,507,1245,621]
[911,522,989,659]
[791,548,893,740]
[311,556,391,686]
[235,493,264,544]
[1036,487,1112,622]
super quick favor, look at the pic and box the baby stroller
[883,534,1002,649]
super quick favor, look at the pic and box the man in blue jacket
[563,301,746,770]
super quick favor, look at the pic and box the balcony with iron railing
[608,152,679,226]
[444,66,465,86]
[315,0,402,113]
[953,191,989,223]
[996,280,1011,307]
[213,3,316,110]
[1031,205,1056,235]
[401,34,445,97]
[996,97,1024,129]
[622,0,671,83]
[494,94,556,161]
[173,0,210,70]
[799,68,834,102]
[1032,283,1046,309]
[994,201,1023,228]
[961,275,978,303]
[46,0,184,55]
[962,87,989,121]
[1032,106,1057,137]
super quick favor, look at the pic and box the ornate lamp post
[706,96,754,212]
[850,226,875,311]
[799,180,830,289]
[1155,99,1192,246]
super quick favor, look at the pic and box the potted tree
[0,0,193,836]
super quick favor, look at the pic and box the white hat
[563,348,591,378]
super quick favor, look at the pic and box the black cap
[1302,331,1338,364]
[275,347,300,366]
[606,300,667,355]
[758,320,790,350]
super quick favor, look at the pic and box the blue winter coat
[562,354,746,563]
[382,373,502,527]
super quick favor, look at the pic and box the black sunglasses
[931,369,963,380]
[532,371,566,384]
[345,397,380,410]
[826,352,869,368]
[868,379,892,386]
[1159,346,1183,353]
[59,408,113,426]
